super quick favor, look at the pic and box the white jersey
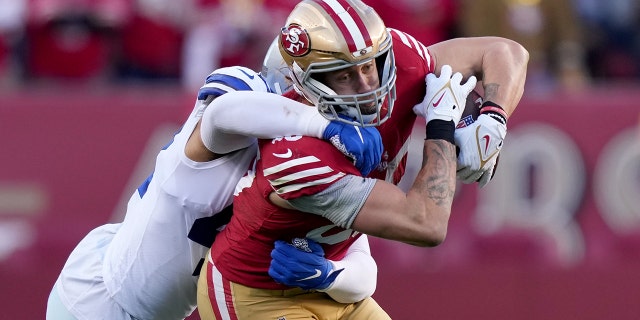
[54,98,258,320]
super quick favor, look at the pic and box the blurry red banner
[0,86,639,319]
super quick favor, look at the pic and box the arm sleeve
[286,175,377,229]
[320,235,378,303]
[200,91,330,154]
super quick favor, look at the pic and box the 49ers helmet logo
[280,24,310,57]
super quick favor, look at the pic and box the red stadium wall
[0,86,639,319]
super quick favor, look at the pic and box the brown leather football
[457,90,483,128]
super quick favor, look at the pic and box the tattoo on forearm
[421,141,456,206]
[483,83,500,102]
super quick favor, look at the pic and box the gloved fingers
[425,72,436,83]
[456,165,469,176]
[412,103,427,118]
[462,76,478,93]
[270,258,313,279]
[439,65,452,79]
[451,72,463,86]
[272,242,305,259]
[464,169,485,184]
[271,246,291,261]
[332,125,382,176]
[477,166,495,188]
[272,241,293,256]
[268,269,286,284]
[456,161,481,176]
[275,240,327,265]
[457,166,478,184]
[355,127,383,176]
[269,259,287,277]
[273,240,288,249]
[279,247,319,265]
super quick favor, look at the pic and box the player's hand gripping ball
[455,92,505,187]
[413,64,477,125]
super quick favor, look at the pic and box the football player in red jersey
[196,60,477,319]
[197,0,528,319]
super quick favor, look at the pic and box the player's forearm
[321,235,377,303]
[203,91,328,151]
[354,138,456,246]
[407,139,457,245]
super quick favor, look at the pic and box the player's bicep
[428,37,487,78]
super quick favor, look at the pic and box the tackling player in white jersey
[46,66,382,320]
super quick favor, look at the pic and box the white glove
[413,65,477,124]
[455,113,507,187]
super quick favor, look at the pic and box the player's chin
[360,104,377,116]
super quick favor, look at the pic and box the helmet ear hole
[309,72,325,85]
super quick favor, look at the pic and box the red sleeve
[383,29,435,120]
[259,136,360,200]
[390,28,435,73]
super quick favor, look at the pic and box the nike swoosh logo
[475,126,499,167]
[353,126,364,143]
[273,148,293,158]
[239,69,255,79]
[432,92,445,107]
[298,269,322,281]
[482,134,490,154]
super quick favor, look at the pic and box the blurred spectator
[181,0,285,89]
[0,0,27,86]
[24,0,128,82]
[457,0,590,92]
[366,0,459,46]
[573,0,640,81]
[116,0,192,82]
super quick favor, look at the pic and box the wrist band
[426,120,455,144]
[480,101,507,125]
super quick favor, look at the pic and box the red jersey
[210,136,364,289]
[371,28,435,184]
[210,28,434,289]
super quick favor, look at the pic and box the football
[457,89,483,129]
[456,89,500,181]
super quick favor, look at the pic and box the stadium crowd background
[0,0,639,90]
[2,0,640,319]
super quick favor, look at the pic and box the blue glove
[323,121,383,176]
[269,238,344,290]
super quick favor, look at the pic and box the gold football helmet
[278,0,396,127]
